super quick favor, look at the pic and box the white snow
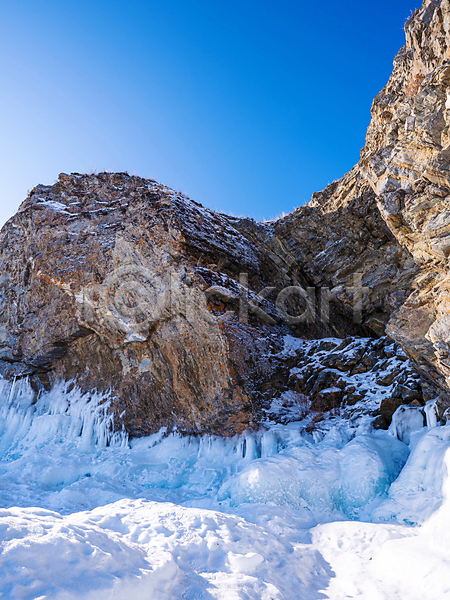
[0,377,450,598]
[36,199,73,214]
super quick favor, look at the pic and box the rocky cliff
[269,0,450,394]
[0,173,364,436]
[1,0,450,436]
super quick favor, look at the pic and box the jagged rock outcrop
[0,173,364,436]
[1,0,450,435]
[266,335,435,431]
[267,0,450,397]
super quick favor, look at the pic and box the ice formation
[0,373,449,598]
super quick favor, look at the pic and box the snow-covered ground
[0,373,449,598]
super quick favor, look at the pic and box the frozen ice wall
[0,376,445,524]
[0,377,449,598]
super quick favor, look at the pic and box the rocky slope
[0,0,450,436]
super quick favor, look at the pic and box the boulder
[374,398,406,426]
[310,387,343,413]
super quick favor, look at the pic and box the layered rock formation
[268,0,450,395]
[1,0,450,436]
[0,173,364,435]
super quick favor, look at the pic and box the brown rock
[372,415,389,430]
[392,383,423,403]
[310,387,343,412]
[310,370,342,396]
[375,370,401,387]
[344,391,366,406]
[376,398,406,426]
[435,396,450,421]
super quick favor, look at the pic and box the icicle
[389,406,426,444]
[424,399,439,430]
[0,377,127,456]
[261,430,277,457]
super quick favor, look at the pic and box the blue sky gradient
[0,0,419,225]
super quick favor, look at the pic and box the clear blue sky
[0,0,419,225]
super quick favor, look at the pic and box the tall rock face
[268,0,450,393]
[1,0,450,435]
[0,173,363,436]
